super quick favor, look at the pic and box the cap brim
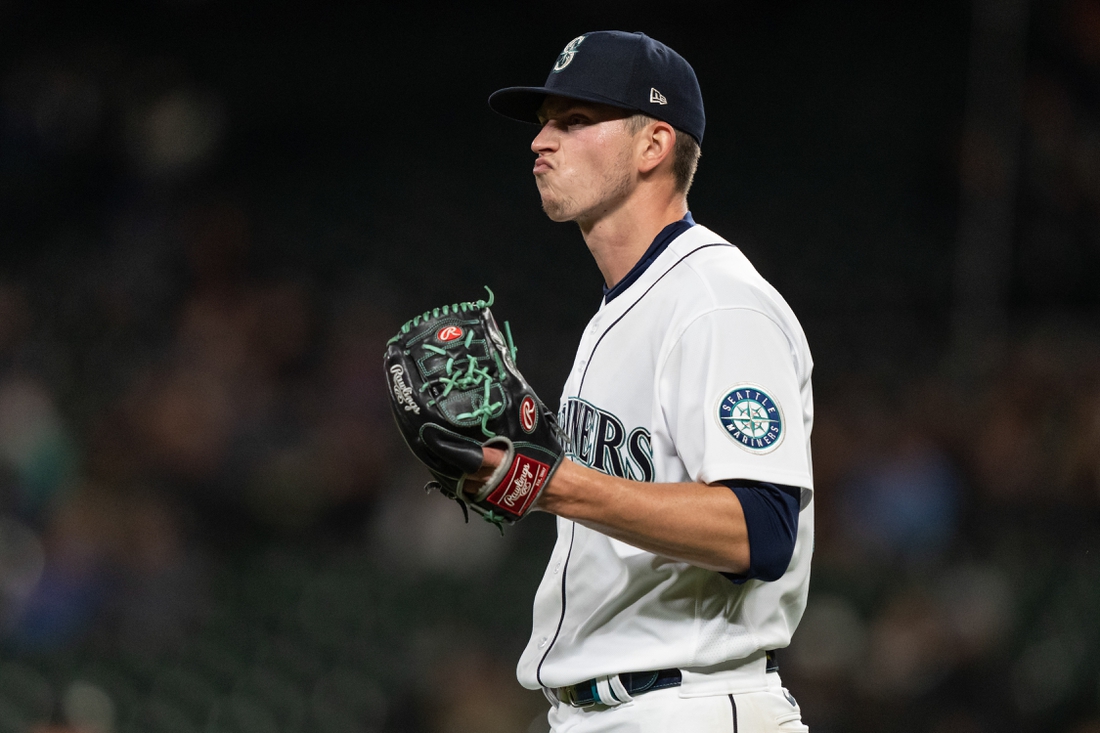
[487,87,553,125]
[488,86,636,125]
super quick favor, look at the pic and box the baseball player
[479,31,815,732]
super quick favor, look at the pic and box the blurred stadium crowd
[1,2,1100,733]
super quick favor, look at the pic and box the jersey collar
[602,211,696,303]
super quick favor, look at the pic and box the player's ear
[636,120,676,175]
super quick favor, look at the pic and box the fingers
[481,445,507,469]
[464,445,509,497]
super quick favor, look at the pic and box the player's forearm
[538,458,751,574]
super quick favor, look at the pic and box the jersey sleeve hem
[699,466,814,508]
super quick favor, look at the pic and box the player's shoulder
[662,224,782,313]
[654,223,813,370]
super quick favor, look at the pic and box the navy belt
[564,668,682,706]
[561,651,778,707]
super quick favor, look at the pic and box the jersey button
[553,561,562,575]
[538,636,549,649]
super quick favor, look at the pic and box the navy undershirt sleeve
[720,480,801,584]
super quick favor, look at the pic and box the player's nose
[531,121,559,155]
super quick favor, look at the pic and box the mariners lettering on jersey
[559,397,655,481]
[717,384,785,453]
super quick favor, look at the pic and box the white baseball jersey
[517,223,815,697]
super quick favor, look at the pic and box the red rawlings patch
[437,326,464,342]
[485,454,550,517]
[520,396,538,433]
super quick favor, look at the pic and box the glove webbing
[403,287,519,439]
[420,345,501,437]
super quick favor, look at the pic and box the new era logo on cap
[649,88,667,105]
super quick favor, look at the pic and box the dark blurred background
[0,1,1098,732]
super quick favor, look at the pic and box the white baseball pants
[545,676,808,733]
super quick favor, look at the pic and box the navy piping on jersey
[578,242,735,393]
[721,480,800,584]
[542,237,801,684]
[536,522,576,688]
[537,241,742,678]
[603,212,695,303]
[540,240,735,682]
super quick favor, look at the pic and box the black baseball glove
[384,289,567,530]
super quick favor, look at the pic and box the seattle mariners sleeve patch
[716,384,784,453]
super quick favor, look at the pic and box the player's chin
[540,197,576,223]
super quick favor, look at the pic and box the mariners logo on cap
[553,35,585,72]
[717,384,784,453]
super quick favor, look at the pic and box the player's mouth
[533,157,553,174]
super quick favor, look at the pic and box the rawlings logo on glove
[383,288,568,531]
[389,365,420,414]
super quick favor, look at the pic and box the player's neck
[579,190,688,290]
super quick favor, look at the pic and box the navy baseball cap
[489,31,705,144]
